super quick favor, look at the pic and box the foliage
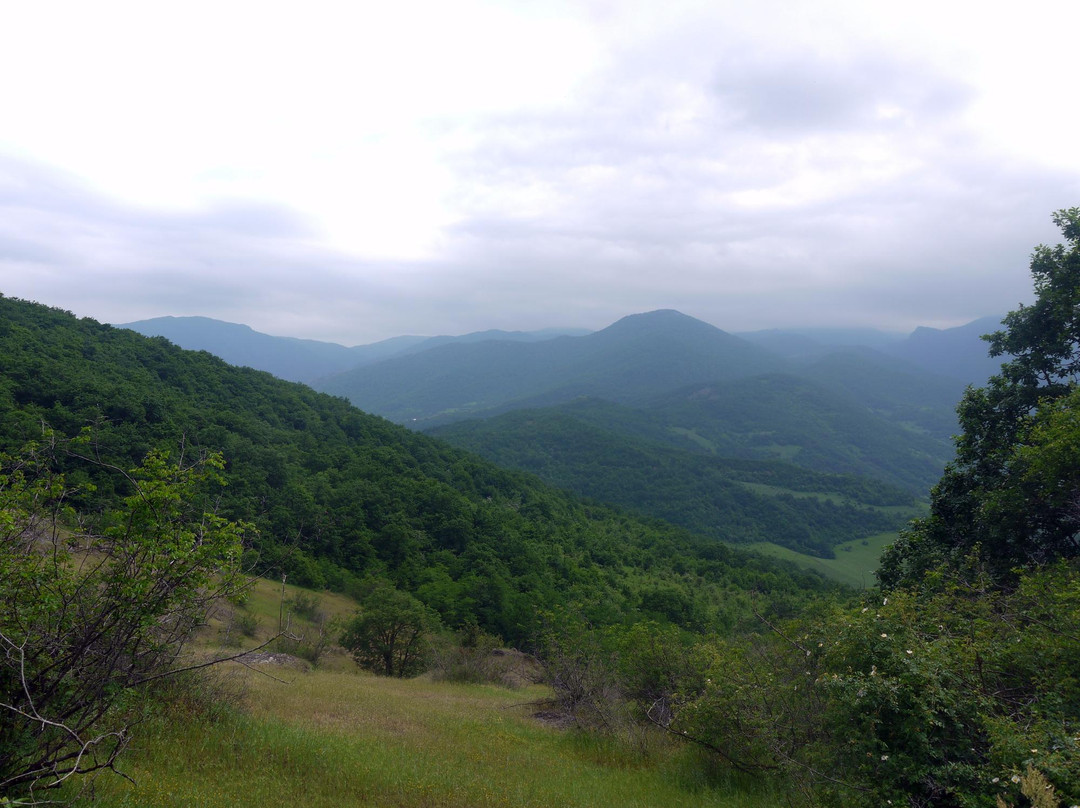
[426,620,521,686]
[430,406,917,557]
[0,294,832,648]
[340,579,439,677]
[0,437,249,800]
[881,208,1080,586]
[656,562,1080,807]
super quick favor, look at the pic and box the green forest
[429,406,919,557]
[2,210,1080,807]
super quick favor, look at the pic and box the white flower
[881,754,889,761]
[1012,775,1022,784]
[906,650,913,655]
[883,598,888,605]
[881,633,888,638]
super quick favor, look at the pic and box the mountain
[315,309,789,424]
[118,316,411,383]
[3,295,829,644]
[737,326,903,357]
[120,316,589,385]
[792,348,965,440]
[739,317,1008,389]
[883,315,1006,386]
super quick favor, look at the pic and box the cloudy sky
[3,0,1079,345]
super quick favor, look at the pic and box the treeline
[0,295,831,645]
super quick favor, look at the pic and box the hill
[121,316,588,384]
[314,309,788,424]
[648,373,951,492]
[1,294,831,645]
[791,348,965,440]
[428,405,920,557]
[882,315,1007,386]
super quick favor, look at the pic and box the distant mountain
[118,316,408,383]
[315,310,789,424]
[883,316,1006,386]
[739,318,1007,389]
[792,348,965,440]
[119,316,587,384]
[738,327,903,358]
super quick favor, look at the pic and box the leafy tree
[0,436,250,800]
[880,208,1080,586]
[340,580,438,677]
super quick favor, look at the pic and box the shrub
[340,579,438,677]
[0,438,250,799]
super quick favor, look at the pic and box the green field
[87,669,785,808]
[71,576,782,807]
[745,531,899,588]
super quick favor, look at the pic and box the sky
[3,0,1080,346]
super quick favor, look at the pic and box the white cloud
[1,0,1079,342]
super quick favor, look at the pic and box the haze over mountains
[121,315,590,385]
[117,308,1008,558]
[123,309,1004,394]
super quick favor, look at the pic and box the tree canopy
[880,207,1080,587]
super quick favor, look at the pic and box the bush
[0,438,250,799]
[428,621,521,686]
[668,565,1080,807]
[340,579,438,677]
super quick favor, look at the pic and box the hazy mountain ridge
[738,317,1007,387]
[117,308,997,497]
[120,315,589,384]
[316,309,790,423]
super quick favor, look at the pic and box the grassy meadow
[746,530,899,587]
[79,577,785,808]
[89,670,782,808]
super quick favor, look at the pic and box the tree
[880,208,1080,587]
[340,579,437,677]
[0,436,250,801]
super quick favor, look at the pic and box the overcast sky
[3,0,1079,345]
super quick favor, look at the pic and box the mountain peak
[600,309,728,338]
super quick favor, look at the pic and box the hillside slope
[429,406,918,557]
[1,295,830,643]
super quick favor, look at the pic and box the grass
[746,531,900,588]
[86,667,784,808]
[71,575,785,807]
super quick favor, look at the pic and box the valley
[5,224,1079,808]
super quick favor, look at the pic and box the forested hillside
[0,294,829,645]
[429,405,918,557]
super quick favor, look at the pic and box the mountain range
[3,294,836,645]
[112,308,1007,557]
